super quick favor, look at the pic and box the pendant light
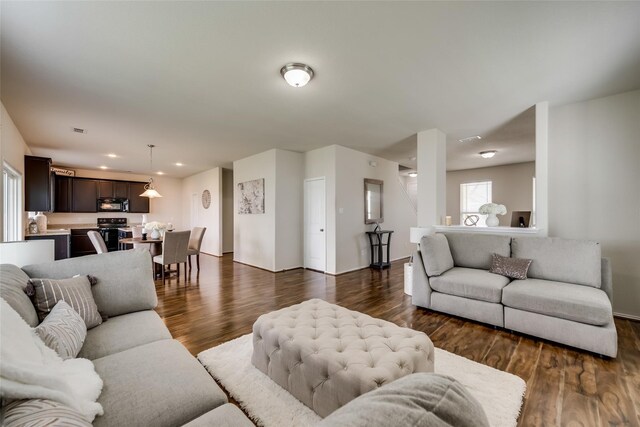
[140,144,163,198]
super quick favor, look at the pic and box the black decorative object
[366,229,394,269]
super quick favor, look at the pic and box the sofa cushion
[22,249,158,318]
[430,267,511,303]
[92,339,227,427]
[489,253,532,280]
[28,276,103,329]
[420,234,454,276]
[0,264,39,327]
[511,237,601,288]
[443,233,511,270]
[3,399,92,427]
[182,404,255,427]
[79,310,172,360]
[502,279,612,326]
[35,301,87,359]
[317,373,489,427]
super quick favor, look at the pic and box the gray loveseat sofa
[412,232,617,357]
[1,248,254,427]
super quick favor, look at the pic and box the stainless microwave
[97,198,129,212]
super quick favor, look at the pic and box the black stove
[97,218,127,251]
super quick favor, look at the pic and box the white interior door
[305,178,326,272]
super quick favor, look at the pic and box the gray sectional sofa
[412,232,617,357]
[1,248,254,427]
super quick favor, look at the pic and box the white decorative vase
[34,212,47,233]
[150,229,161,239]
[486,213,499,227]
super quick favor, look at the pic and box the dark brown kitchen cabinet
[129,181,150,213]
[24,156,52,212]
[72,179,98,212]
[97,180,130,199]
[70,228,98,257]
[25,234,70,260]
[54,175,72,212]
[114,181,129,198]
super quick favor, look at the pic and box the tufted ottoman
[251,299,435,417]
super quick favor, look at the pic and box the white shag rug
[198,334,526,427]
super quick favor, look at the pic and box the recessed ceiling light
[408,172,418,177]
[409,156,417,161]
[99,165,108,169]
[157,171,164,175]
[459,135,482,143]
[280,63,314,87]
[107,153,117,158]
[175,162,183,167]
[479,150,497,159]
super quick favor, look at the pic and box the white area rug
[198,334,526,427]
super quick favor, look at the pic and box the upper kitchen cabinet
[72,178,98,212]
[129,181,150,213]
[24,155,52,212]
[54,175,73,212]
[97,180,129,198]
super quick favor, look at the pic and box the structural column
[416,128,447,231]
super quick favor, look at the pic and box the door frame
[304,177,327,272]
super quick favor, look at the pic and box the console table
[365,230,394,269]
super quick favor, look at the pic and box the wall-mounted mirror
[364,179,384,224]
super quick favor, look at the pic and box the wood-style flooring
[154,254,640,427]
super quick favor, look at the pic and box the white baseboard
[614,312,640,321]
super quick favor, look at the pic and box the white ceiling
[2,2,639,178]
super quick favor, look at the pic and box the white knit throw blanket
[0,298,104,421]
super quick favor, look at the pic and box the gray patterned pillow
[3,399,92,427]
[489,253,532,280]
[35,301,87,359]
[27,275,102,329]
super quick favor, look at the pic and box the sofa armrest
[411,249,433,309]
[22,248,157,318]
[601,257,613,303]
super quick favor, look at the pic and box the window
[460,181,492,227]
[3,162,22,242]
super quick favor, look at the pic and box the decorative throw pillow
[3,399,92,427]
[490,253,532,280]
[27,275,102,329]
[35,301,87,359]
[420,234,454,277]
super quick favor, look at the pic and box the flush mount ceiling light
[480,150,497,159]
[459,135,482,143]
[280,63,314,87]
[140,144,163,198]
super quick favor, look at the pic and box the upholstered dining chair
[187,227,206,271]
[87,231,108,254]
[153,230,190,281]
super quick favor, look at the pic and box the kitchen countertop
[26,229,71,237]
[26,223,145,237]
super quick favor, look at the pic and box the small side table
[365,230,394,269]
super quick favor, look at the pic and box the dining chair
[187,227,207,271]
[87,231,108,254]
[153,230,190,281]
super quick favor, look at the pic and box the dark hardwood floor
[155,254,640,427]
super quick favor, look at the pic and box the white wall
[446,162,535,226]
[233,149,277,271]
[182,167,222,256]
[0,103,32,241]
[222,168,234,254]
[549,89,640,318]
[275,149,304,270]
[44,168,184,228]
[334,145,416,273]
